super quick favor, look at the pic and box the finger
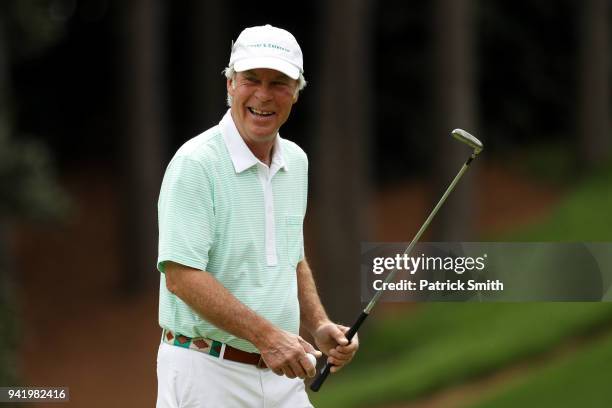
[335,343,358,355]
[332,344,355,354]
[329,351,354,365]
[289,358,307,379]
[298,354,316,378]
[330,325,349,346]
[330,364,343,373]
[327,356,345,373]
[273,369,283,376]
[298,338,323,358]
[327,356,346,366]
[337,334,359,352]
[329,348,352,359]
[283,365,297,379]
[338,326,359,345]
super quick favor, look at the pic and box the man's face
[228,68,298,146]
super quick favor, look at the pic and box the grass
[310,163,612,407]
[464,162,612,406]
[471,332,612,408]
[309,303,612,408]
[502,162,612,241]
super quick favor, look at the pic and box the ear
[292,80,300,104]
[226,77,235,96]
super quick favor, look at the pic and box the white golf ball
[306,353,317,367]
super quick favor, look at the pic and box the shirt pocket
[286,215,304,267]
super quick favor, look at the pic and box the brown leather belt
[162,329,267,369]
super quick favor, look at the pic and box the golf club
[310,129,483,392]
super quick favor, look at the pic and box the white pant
[156,342,313,408]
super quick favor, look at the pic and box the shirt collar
[221,109,288,174]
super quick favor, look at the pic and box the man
[156,24,358,407]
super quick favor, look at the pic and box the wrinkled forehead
[237,68,296,82]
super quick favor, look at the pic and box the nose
[254,83,273,102]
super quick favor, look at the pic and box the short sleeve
[157,155,215,273]
[299,153,308,262]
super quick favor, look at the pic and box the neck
[244,139,274,167]
[229,109,276,166]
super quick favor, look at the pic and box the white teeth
[249,107,274,116]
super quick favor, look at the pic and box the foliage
[4,0,71,60]
[471,332,612,408]
[0,131,69,388]
[311,165,612,407]
[0,134,69,220]
[0,0,72,387]
[0,295,18,385]
[502,162,612,241]
[0,133,68,391]
[309,303,612,408]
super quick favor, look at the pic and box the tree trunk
[578,0,610,166]
[190,0,229,129]
[313,0,373,323]
[0,6,9,132]
[0,10,18,385]
[119,0,167,293]
[431,0,478,241]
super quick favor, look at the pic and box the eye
[243,76,259,84]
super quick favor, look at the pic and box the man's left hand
[313,322,359,373]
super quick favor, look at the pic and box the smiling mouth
[248,107,275,117]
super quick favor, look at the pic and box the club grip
[309,311,369,392]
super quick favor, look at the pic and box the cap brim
[234,57,300,80]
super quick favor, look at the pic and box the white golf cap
[229,24,303,80]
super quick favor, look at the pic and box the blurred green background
[1,0,610,407]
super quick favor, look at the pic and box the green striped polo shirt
[157,109,308,353]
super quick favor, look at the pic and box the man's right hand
[164,263,321,378]
[257,328,322,379]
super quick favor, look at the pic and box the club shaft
[310,150,478,393]
[365,153,474,313]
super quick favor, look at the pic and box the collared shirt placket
[257,163,278,267]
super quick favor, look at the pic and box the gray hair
[222,66,307,107]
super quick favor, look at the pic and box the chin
[249,128,278,141]
[254,133,277,143]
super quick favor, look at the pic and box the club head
[452,129,483,155]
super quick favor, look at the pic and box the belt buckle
[256,355,267,369]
